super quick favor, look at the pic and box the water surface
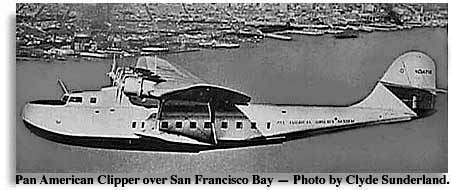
[16,28,447,172]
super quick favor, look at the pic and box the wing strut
[207,102,218,145]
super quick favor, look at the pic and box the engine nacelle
[123,77,156,97]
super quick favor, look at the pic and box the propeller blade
[57,78,69,95]
[207,102,217,145]
[119,86,124,104]
[116,85,120,101]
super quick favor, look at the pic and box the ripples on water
[16,28,447,172]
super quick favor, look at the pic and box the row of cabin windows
[131,121,145,129]
[64,96,98,104]
[160,121,270,130]
[130,120,272,130]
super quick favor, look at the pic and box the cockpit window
[61,95,69,103]
[69,96,83,103]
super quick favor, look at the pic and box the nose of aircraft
[22,102,36,125]
[22,102,48,128]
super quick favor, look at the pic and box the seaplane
[22,51,446,152]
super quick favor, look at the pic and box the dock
[264,33,292,41]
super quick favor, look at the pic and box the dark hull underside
[24,120,284,152]
[24,117,416,153]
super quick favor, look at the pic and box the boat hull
[23,120,210,153]
[23,114,413,153]
[23,119,288,152]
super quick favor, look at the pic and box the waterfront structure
[16,3,448,60]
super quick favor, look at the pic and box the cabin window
[161,121,168,129]
[141,122,145,130]
[204,121,211,129]
[221,121,228,129]
[251,122,257,129]
[69,96,83,103]
[266,122,271,130]
[90,97,97,104]
[190,121,197,129]
[236,121,243,129]
[175,121,183,129]
[131,121,137,129]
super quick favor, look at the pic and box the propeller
[57,77,69,95]
[115,83,121,101]
[119,86,124,104]
[114,80,125,104]
[107,54,119,86]
[207,101,218,145]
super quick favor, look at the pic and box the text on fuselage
[276,118,355,126]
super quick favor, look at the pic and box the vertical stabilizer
[380,51,436,92]
[353,51,439,117]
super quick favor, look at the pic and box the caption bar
[16,173,450,187]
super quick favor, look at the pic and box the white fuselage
[21,51,440,150]
[22,85,416,146]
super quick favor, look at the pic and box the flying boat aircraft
[22,51,446,152]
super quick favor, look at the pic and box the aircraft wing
[125,56,251,104]
[136,56,204,90]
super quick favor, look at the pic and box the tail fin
[353,51,441,117]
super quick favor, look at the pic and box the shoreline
[16,27,447,62]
